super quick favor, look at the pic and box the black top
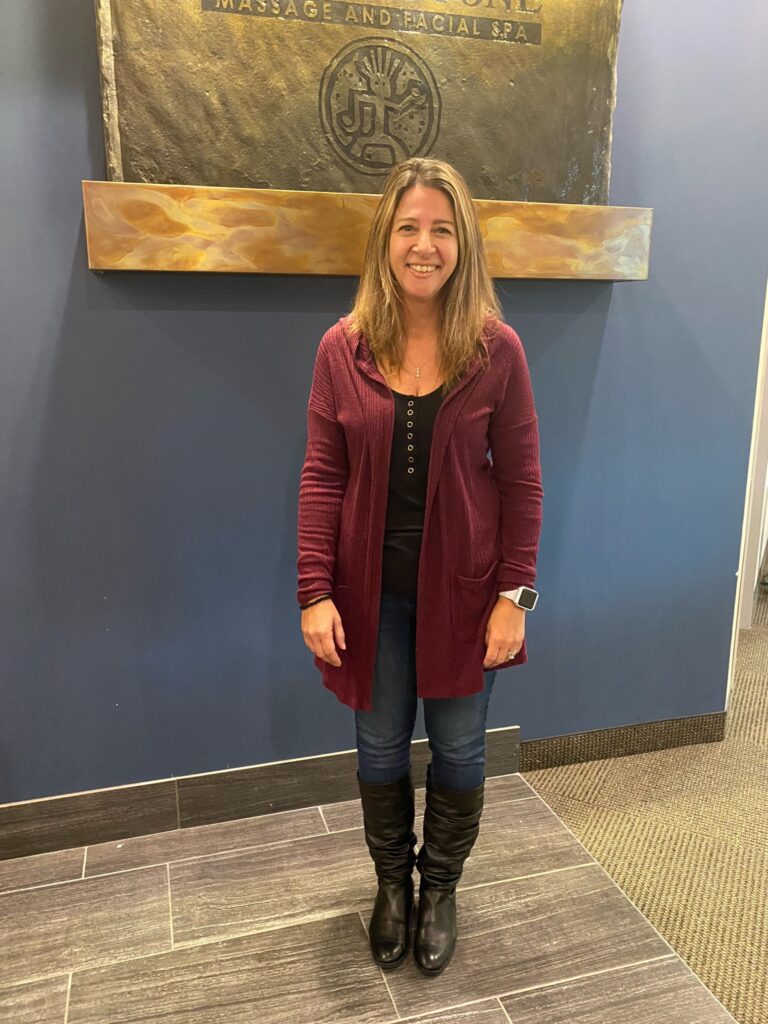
[381,386,445,599]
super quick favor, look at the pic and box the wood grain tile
[385,1001,511,1023]
[321,773,532,833]
[170,827,374,945]
[169,793,591,950]
[0,976,69,1024]
[384,865,674,1018]
[0,782,177,861]
[500,956,738,1023]
[319,797,364,833]
[67,913,394,1024]
[85,806,325,876]
[462,797,594,887]
[0,865,171,988]
[323,785,590,889]
[0,847,84,894]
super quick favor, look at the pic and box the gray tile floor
[0,774,738,1024]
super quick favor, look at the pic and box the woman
[297,157,543,976]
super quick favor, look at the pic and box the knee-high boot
[414,768,485,976]
[357,771,417,968]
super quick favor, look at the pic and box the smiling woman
[297,157,543,978]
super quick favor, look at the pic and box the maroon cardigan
[297,315,543,711]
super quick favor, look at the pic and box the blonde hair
[347,157,502,394]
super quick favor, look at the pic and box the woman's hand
[483,598,525,669]
[301,599,346,667]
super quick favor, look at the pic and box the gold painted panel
[82,180,651,279]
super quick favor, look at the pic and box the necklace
[397,362,426,396]
[402,355,430,377]
[379,349,441,396]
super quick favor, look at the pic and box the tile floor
[0,774,738,1024]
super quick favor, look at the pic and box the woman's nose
[414,230,436,252]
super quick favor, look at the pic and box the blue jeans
[355,591,497,792]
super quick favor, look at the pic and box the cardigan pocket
[450,560,500,642]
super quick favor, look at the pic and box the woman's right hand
[301,599,346,667]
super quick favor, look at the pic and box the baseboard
[519,711,726,770]
[0,712,726,861]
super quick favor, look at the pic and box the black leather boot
[357,771,417,969]
[414,768,485,976]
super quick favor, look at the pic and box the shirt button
[407,421,413,428]
[408,456,415,462]
[407,433,413,439]
[407,467,415,473]
[407,444,414,451]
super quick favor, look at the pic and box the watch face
[518,588,538,610]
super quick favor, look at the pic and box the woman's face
[388,184,459,312]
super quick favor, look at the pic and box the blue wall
[1,2,767,803]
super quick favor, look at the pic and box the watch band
[499,586,538,610]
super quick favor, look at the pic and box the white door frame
[728,275,768,701]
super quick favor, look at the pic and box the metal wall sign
[94,0,623,203]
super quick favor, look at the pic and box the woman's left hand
[483,598,526,669]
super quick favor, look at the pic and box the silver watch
[499,586,538,611]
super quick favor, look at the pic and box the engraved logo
[319,38,441,175]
